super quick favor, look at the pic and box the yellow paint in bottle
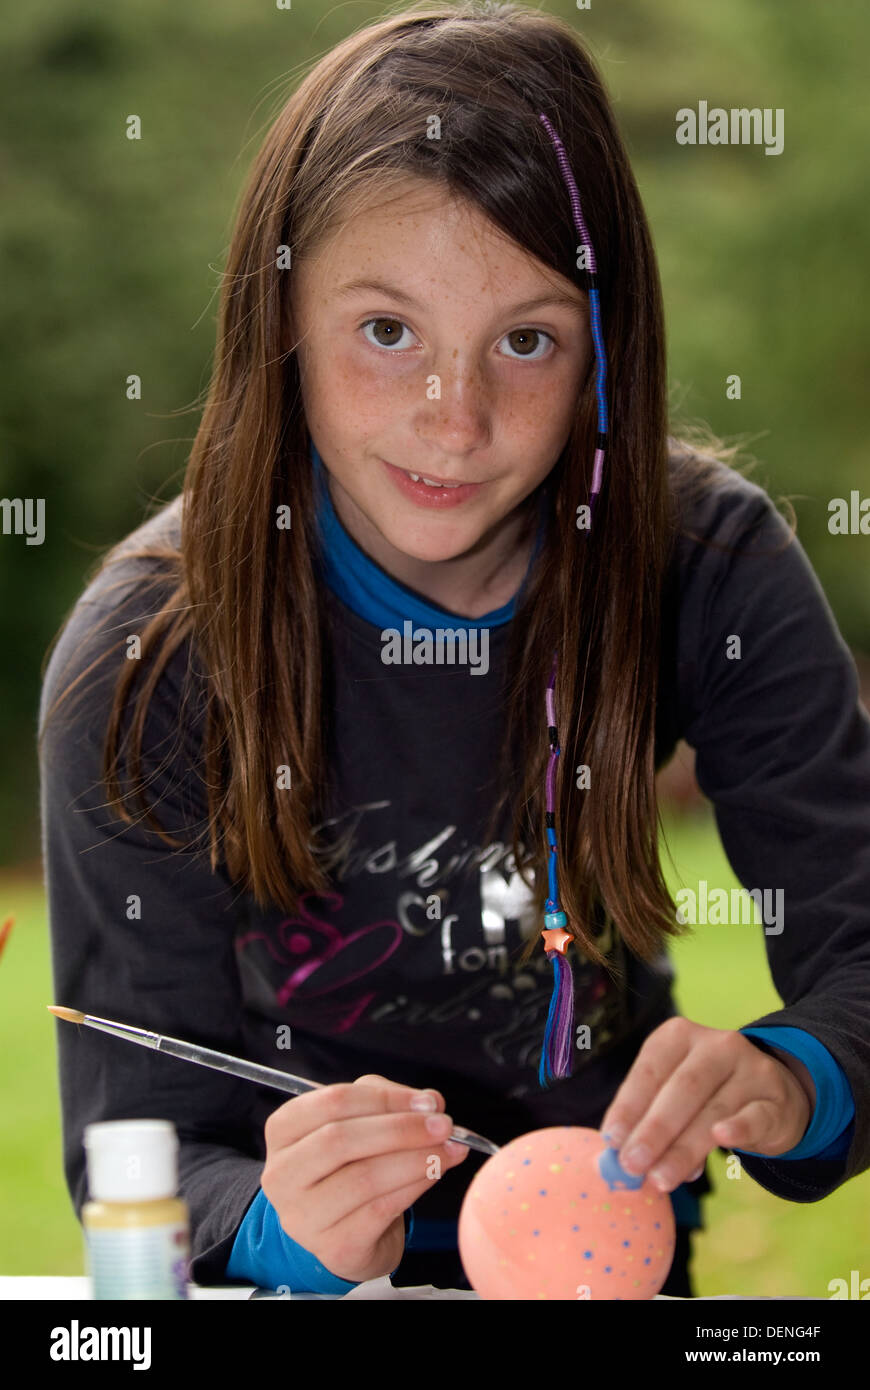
[82,1119,190,1300]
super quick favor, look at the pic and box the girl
[39,2,869,1299]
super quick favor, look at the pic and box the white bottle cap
[84,1120,179,1202]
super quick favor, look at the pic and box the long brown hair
[39,0,794,973]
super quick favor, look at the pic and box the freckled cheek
[302,351,398,441]
[322,343,409,403]
[503,381,575,446]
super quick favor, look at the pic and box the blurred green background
[2,0,869,1293]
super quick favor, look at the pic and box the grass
[1,806,868,1294]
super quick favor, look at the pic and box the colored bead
[544,911,568,929]
[541,927,572,954]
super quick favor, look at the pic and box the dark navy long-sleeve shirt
[40,440,868,1291]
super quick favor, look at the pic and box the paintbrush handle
[75,1012,499,1156]
[155,1036,322,1096]
[157,1036,497,1155]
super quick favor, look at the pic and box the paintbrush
[47,1005,499,1157]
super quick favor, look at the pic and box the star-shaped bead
[541,927,571,954]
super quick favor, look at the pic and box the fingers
[261,1077,467,1240]
[260,1074,467,1280]
[265,1130,467,1245]
[643,1087,778,1191]
[311,1133,468,1232]
[296,1178,429,1284]
[352,1074,445,1111]
[315,1178,428,1273]
[270,1105,465,1194]
[601,1018,734,1165]
[265,1079,444,1151]
[600,1019,802,1191]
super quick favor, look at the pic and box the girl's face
[290,178,591,579]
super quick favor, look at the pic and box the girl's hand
[261,1073,468,1285]
[599,1017,814,1191]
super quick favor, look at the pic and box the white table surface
[0,1276,822,1301]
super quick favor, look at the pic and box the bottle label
[84,1221,190,1300]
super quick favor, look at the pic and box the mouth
[380,458,484,507]
[396,466,467,488]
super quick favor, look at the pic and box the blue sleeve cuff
[226,1189,413,1293]
[226,1188,361,1293]
[738,1026,855,1161]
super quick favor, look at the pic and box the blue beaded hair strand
[536,111,608,1088]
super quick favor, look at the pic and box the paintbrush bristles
[47,1005,86,1023]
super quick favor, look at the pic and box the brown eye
[363,317,412,350]
[502,328,552,360]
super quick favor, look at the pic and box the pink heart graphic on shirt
[238,890,404,1033]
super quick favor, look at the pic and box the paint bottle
[82,1119,190,1300]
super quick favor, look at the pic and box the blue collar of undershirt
[309,439,546,631]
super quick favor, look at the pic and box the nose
[413,358,494,457]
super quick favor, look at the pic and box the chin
[389,539,472,566]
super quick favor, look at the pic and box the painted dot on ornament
[533,1230,540,1236]
[584,1251,593,1259]
[602,1202,611,1211]
[623,1240,630,1247]
[520,1202,529,1211]
[605,1266,612,1274]
[549,1163,562,1173]
[538,1190,547,1196]
[644,1257,651,1265]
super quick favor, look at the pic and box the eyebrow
[331,277,587,318]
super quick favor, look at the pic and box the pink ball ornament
[458,1126,676,1300]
